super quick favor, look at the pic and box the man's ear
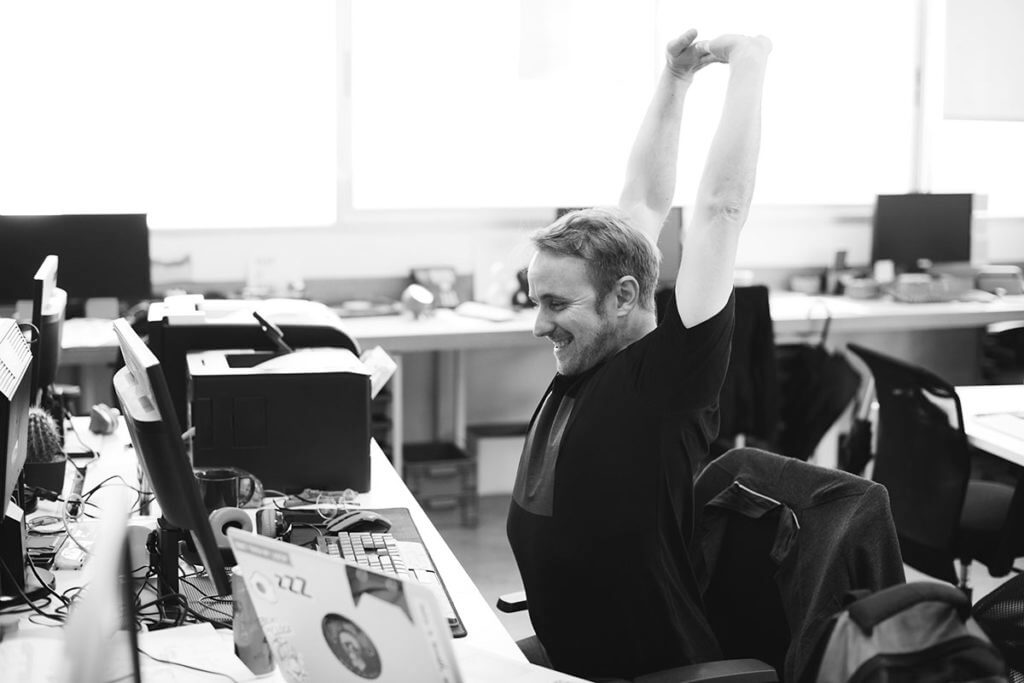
[614,276,640,315]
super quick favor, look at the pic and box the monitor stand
[0,504,55,606]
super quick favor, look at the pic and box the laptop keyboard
[318,531,457,625]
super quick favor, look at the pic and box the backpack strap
[848,582,971,634]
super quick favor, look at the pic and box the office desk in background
[60,294,1024,473]
[336,294,1024,472]
[957,384,1024,467]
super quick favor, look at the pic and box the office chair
[693,447,905,683]
[499,447,905,683]
[973,572,1024,682]
[981,320,1024,385]
[658,285,782,459]
[846,343,1024,595]
[714,285,781,455]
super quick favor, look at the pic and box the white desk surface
[957,384,1024,467]
[362,440,525,662]
[27,420,527,674]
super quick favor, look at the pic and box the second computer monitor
[871,193,973,273]
[111,318,231,596]
[0,213,151,307]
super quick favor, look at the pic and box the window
[0,0,337,228]
[927,0,1024,216]
[350,0,918,209]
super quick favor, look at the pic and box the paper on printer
[213,346,396,399]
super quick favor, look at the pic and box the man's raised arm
[676,35,771,327]
[618,29,716,240]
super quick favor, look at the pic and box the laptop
[228,528,462,683]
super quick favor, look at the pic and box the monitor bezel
[30,255,65,405]
[871,193,974,272]
[111,318,230,596]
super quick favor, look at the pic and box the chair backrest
[694,447,905,683]
[982,320,1024,385]
[973,572,1024,681]
[717,285,781,445]
[846,343,970,584]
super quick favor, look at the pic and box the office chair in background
[972,571,1024,681]
[713,285,781,456]
[657,285,782,461]
[982,320,1024,385]
[847,343,1024,596]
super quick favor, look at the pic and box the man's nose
[533,309,553,338]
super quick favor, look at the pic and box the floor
[424,494,534,642]
[425,494,1013,647]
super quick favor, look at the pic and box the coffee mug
[194,466,263,511]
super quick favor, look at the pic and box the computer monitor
[0,213,151,309]
[30,255,67,407]
[554,206,684,287]
[111,318,231,600]
[871,194,973,274]
[0,317,55,606]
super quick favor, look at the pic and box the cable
[0,556,64,623]
[25,554,70,608]
[63,414,101,465]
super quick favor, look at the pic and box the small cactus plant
[24,406,67,498]
[27,406,65,464]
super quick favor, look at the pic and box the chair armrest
[633,659,778,683]
[496,590,528,613]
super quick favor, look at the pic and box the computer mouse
[325,510,392,534]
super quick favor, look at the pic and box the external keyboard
[318,531,457,626]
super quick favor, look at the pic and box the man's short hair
[530,207,660,311]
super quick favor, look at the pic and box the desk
[20,419,528,677]
[957,384,1024,467]
[340,294,1024,472]
[60,295,1024,473]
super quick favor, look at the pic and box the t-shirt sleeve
[625,290,735,414]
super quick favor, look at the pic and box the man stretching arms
[506,29,772,680]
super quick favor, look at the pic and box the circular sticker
[249,571,277,604]
[322,613,382,679]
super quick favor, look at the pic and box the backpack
[815,581,1008,682]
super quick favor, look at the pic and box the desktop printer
[147,296,361,428]
[186,347,371,493]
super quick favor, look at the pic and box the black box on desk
[186,348,371,493]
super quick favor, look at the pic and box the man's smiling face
[528,250,620,376]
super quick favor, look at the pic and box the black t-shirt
[506,293,735,680]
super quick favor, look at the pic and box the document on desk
[134,624,257,682]
[0,619,254,682]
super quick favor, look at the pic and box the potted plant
[23,406,68,498]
